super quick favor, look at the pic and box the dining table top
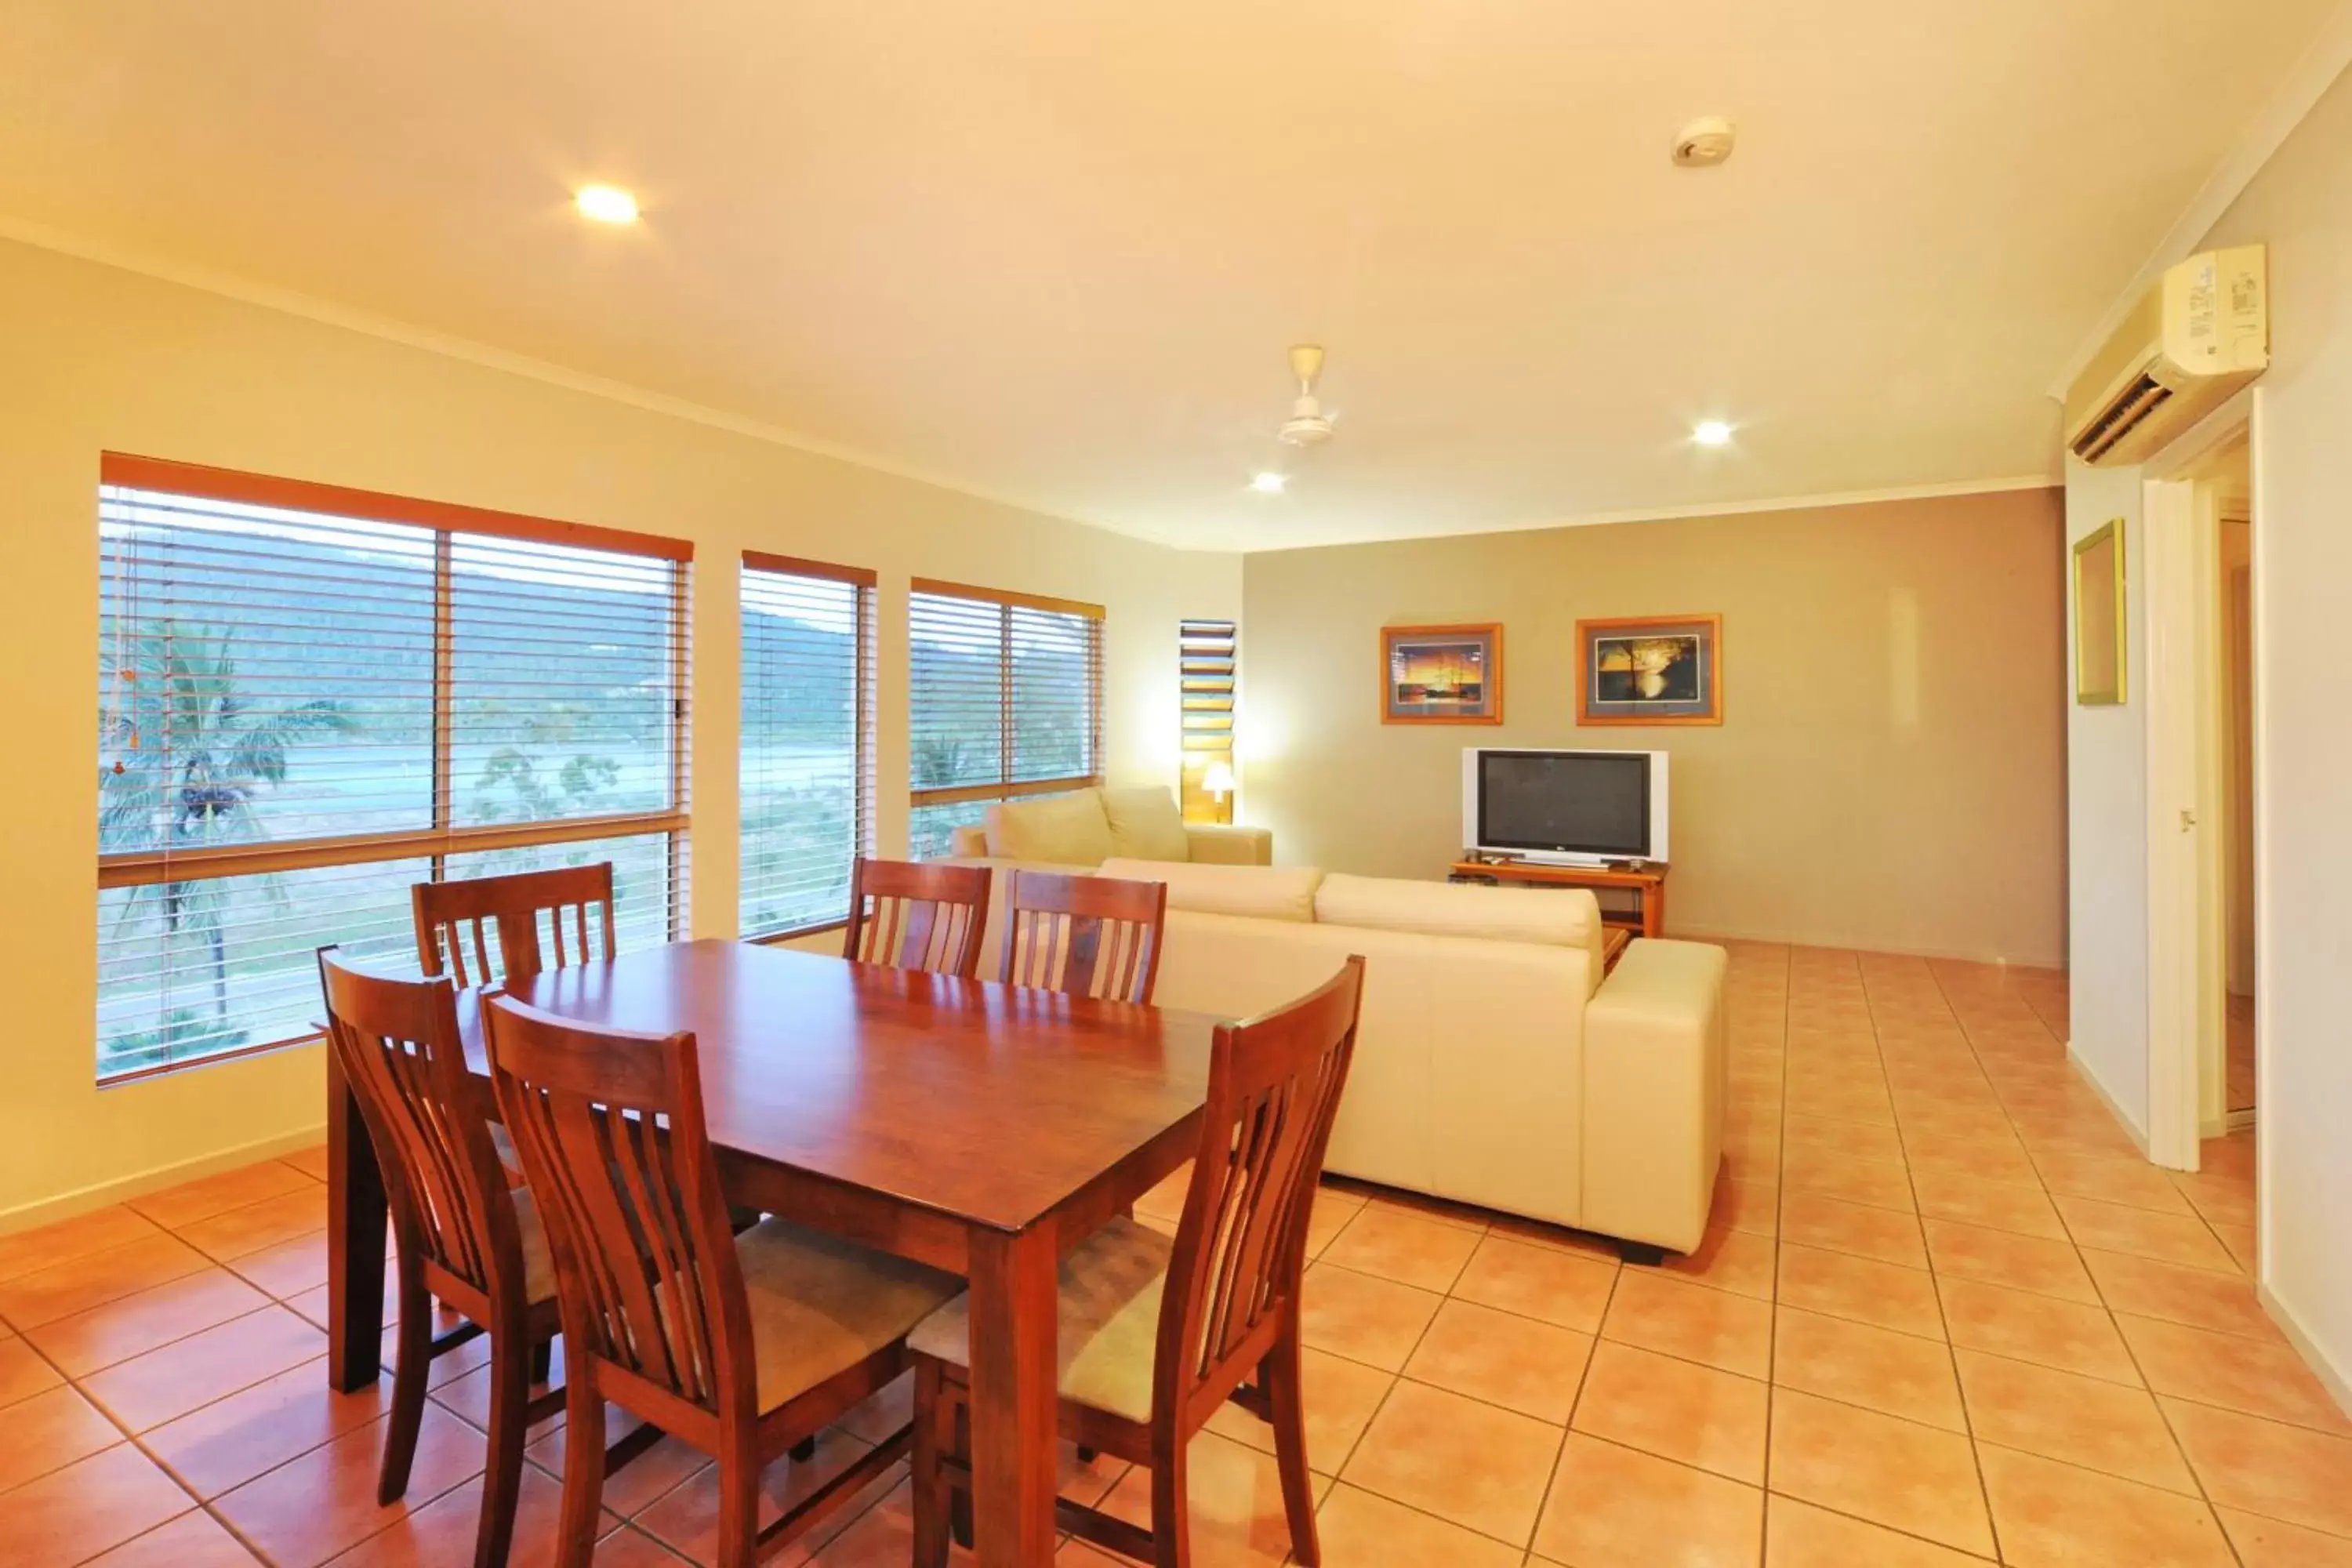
[456,938,1221,1236]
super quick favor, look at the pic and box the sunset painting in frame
[1381,623,1502,724]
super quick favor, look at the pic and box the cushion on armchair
[983,790,1116,865]
[1099,786,1192,861]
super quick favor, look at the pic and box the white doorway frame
[2140,387,2263,1174]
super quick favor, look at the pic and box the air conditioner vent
[2064,246,2268,468]
[2071,374,2173,463]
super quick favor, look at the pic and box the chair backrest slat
[1156,956,1365,1415]
[414,863,617,990]
[316,947,520,1301]
[843,858,991,977]
[484,996,753,1418]
[996,870,1168,1006]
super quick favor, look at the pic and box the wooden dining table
[324,938,1221,1567]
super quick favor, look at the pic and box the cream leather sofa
[960,856,1728,1256]
[945,785,1272,867]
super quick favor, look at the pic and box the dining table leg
[964,1223,1059,1566]
[325,1050,389,1393]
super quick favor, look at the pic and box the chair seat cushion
[737,1218,965,1414]
[907,1216,1173,1424]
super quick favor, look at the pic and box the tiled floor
[2,945,2347,1564]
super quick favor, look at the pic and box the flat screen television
[1461,747,1669,866]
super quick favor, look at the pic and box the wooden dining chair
[483,993,965,1568]
[413,862,616,989]
[996,869,1169,1005]
[842,856,991,977]
[315,947,569,1568]
[906,956,1367,1568]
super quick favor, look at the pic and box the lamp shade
[1202,760,1236,798]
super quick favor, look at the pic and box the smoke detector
[1671,117,1737,168]
[1278,344,1334,447]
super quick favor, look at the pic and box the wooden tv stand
[1448,855,1670,939]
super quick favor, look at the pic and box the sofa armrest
[949,824,991,858]
[1183,824,1273,866]
[1580,938,1728,1255]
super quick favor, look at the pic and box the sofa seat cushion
[1100,786,1192,862]
[1098,858,1324,922]
[908,1215,1171,1423]
[985,789,1115,865]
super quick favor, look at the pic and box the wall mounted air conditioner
[2064,245,2268,466]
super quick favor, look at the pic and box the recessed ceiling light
[575,184,640,224]
[1250,473,1287,494]
[1693,419,1734,447]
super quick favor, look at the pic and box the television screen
[1479,750,1651,858]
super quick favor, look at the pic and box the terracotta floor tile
[0,1334,64,1406]
[0,1207,168,1286]
[2162,1398,2352,1538]
[1780,1147,1915,1212]
[1976,1445,2234,1566]
[1653,1225,1777,1301]
[1907,1169,2069,1240]
[1955,1348,2197,1493]
[84,1507,262,1566]
[144,1356,391,1499]
[2053,1195,2239,1274]
[2031,1148,2196,1214]
[1359,1189,1492,1234]
[227,1231,333,1299]
[325,1463,627,1566]
[0,1231,213,1328]
[25,1266,274,1378]
[636,1428,896,1563]
[1715,1178,1780,1237]
[2081,1248,2282,1341]
[129,1158,318,1231]
[82,1305,327,1432]
[2116,1312,2352,1435]
[1600,1269,1773,1378]
[1780,1192,1929,1268]
[1921,1218,2100,1304]
[2214,1221,2259,1273]
[1318,1204,1481,1294]
[1936,1278,2140,1385]
[1313,1481,1523,1567]
[281,1145,334,1183]
[526,1406,713,1519]
[1773,1306,1963,1430]
[1299,1263,1444,1373]
[1204,1345,1392,1472]
[1402,1298,1592,1423]
[1761,1495,1991,1566]
[1766,1388,1992,1555]
[1783,1112,1905,1163]
[2216,1505,2352,1567]
[176,1187,329,1264]
[1096,1428,1326,1567]
[1533,1432,1760,1567]
[1340,1378,1557,1545]
[1567,1341,1767,1485]
[1777,1243,1945,1339]
[214,1400,490,1566]
[0,1444,196,1565]
[0,1383,125,1493]
[1448,1236,1618,1334]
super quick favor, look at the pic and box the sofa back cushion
[1099,786,1192,862]
[1097,857,1323,923]
[984,789,1115,865]
[1314,873,1606,996]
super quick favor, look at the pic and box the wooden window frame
[740,551,877,943]
[96,453,694,1082]
[907,578,1105,816]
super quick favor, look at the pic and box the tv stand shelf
[1448,855,1670,939]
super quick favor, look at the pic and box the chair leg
[948,1388,975,1550]
[910,1359,951,1568]
[474,1328,531,1568]
[1150,1432,1192,1568]
[716,1444,760,1568]
[529,1337,554,1386]
[1264,1330,1319,1566]
[554,1369,606,1568]
[378,1250,430,1506]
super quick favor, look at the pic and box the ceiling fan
[1278,344,1335,446]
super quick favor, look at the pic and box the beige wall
[1240,489,2067,964]
[0,238,1240,1225]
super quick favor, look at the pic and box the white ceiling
[0,1,2336,550]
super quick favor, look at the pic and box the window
[908,579,1104,858]
[740,553,874,938]
[1178,619,1237,822]
[96,454,691,1081]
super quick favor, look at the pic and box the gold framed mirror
[2073,518,2127,705]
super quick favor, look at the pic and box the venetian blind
[739,554,875,938]
[96,454,691,1081]
[907,579,1104,858]
[1179,619,1238,822]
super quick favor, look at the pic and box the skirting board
[2260,1282,2352,1423]
[2065,1042,2157,1162]
[0,1123,327,1238]
[1668,923,2066,972]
